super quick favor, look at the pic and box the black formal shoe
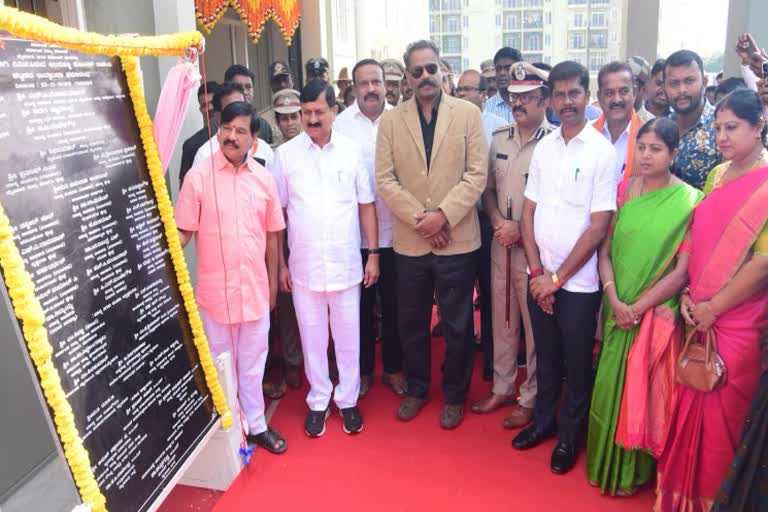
[550,442,578,474]
[511,424,556,450]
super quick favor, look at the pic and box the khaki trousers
[490,243,537,408]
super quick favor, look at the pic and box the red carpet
[163,312,655,512]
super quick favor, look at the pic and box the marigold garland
[121,56,232,431]
[195,0,300,46]
[0,5,202,56]
[0,7,231,512]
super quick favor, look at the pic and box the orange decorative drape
[195,0,300,46]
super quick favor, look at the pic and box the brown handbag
[676,328,727,392]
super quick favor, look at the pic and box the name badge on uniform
[496,153,508,160]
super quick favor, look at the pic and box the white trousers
[292,283,361,411]
[200,307,269,435]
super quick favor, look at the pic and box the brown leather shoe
[359,375,372,398]
[382,372,407,396]
[285,365,303,389]
[397,396,428,421]
[502,404,534,429]
[471,393,516,414]
[440,403,464,429]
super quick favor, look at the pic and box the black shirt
[417,93,441,170]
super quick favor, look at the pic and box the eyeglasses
[509,93,542,104]
[456,86,483,93]
[409,63,439,79]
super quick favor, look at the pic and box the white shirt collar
[300,130,339,151]
[349,99,392,124]
[600,118,632,144]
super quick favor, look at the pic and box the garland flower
[0,208,106,511]
[0,5,202,56]
[0,8,231,512]
[121,56,232,430]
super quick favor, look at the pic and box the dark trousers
[397,251,477,404]
[529,288,601,445]
[477,210,494,369]
[360,248,402,375]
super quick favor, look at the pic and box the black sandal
[247,427,287,454]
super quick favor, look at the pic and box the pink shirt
[175,150,285,324]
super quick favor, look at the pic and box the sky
[658,0,730,58]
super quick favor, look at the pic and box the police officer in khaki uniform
[471,63,551,430]
[259,61,295,148]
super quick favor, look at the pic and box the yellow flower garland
[0,7,231,512]
[121,56,232,430]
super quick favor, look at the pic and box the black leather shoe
[511,424,556,450]
[550,442,577,474]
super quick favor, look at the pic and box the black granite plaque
[0,36,218,512]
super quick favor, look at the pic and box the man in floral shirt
[665,50,721,189]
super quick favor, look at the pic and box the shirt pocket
[562,164,594,207]
[330,167,357,204]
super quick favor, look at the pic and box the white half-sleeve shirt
[273,130,375,292]
[333,100,393,249]
[524,123,617,293]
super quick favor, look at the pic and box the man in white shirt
[193,82,275,168]
[274,80,380,438]
[594,61,640,184]
[334,59,406,399]
[513,61,616,476]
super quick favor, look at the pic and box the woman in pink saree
[655,89,768,511]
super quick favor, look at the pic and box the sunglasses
[409,63,439,79]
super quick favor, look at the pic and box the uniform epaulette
[534,126,549,141]
[493,124,514,137]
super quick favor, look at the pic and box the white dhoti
[292,283,361,411]
[200,307,270,435]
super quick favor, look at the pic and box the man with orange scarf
[594,61,643,185]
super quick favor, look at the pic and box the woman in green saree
[586,117,703,495]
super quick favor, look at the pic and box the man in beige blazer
[376,39,488,429]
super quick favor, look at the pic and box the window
[442,0,461,9]
[568,53,586,65]
[496,14,502,26]
[503,0,522,8]
[524,53,544,63]
[544,34,551,46]
[463,57,470,70]
[443,15,460,32]
[430,0,440,10]
[546,12,552,24]
[444,57,461,73]
[444,35,461,54]
[524,32,543,52]
[462,15,468,28]
[590,30,608,48]
[569,32,586,49]
[591,11,607,27]
[591,0,610,4]
[463,36,468,49]
[523,0,543,6]
[523,10,543,28]
[430,15,439,33]
[572,12,585,27]
[590,53,608,73]
[503,13,520,30]
[503,33,522,49]
[568,0,587,5]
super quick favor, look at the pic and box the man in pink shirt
[175,101,288,454]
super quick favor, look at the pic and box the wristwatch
[367,248,380,255]
[551,272,561,288]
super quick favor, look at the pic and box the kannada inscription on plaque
[0,36,217,512]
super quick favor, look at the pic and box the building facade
[429,0,628,76]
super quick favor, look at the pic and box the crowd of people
[174,31,768,512]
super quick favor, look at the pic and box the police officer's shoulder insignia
[492,123,514,138]
[534,127,548,141]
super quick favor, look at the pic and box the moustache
[559,107,577,116]
[512,106,527,115]
[307,122,322,128]
[364,93,380,102]
[673,94,692,105]
[609,102,626,110]
[418,79,437,89]
[223,140,239,148]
